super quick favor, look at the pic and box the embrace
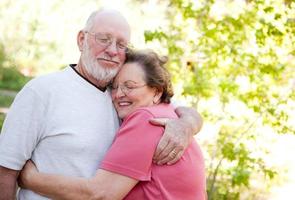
[0,9,206,200]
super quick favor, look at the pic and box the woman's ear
[153,89,163,104]
[77,30,85,52]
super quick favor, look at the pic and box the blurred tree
[0,0,102,75]
[0,42,31,90]
[142,0,295,199]
[0,0,294,198]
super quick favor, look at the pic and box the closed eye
[110,84,118,90]
[97,38,110,43]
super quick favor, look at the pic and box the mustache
[97,57,120,64]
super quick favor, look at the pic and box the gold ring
[171,150,177,157]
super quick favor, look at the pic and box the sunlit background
[0,0,294,199]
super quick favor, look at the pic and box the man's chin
[93,71,117,83]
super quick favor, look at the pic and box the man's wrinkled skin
[0,166,19,200]
[151,106,203,165]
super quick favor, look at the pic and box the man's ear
[77,30,85,52]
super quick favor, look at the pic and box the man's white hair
[83,9,127,31]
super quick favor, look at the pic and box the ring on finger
[171,150,177,157]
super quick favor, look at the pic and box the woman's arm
[19,161,138,200]
[19,110,163,200]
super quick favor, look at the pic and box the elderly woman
[19,50,206,200]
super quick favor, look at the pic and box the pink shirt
[100,104,206,200]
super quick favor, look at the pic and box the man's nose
[105,41,118,57]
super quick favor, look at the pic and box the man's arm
[175,106,203,134]
[0,166,19,200]
[151,106,203,165]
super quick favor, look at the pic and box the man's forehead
[92,11,131,41]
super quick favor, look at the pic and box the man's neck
[75,62,109,89]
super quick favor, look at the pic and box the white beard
[81,42,119,84]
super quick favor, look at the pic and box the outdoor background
[0,0,294,199]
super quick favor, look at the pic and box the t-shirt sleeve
[0,86,45,170]
[100,109,163,181]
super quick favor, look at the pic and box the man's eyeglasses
[110,81,147,95]
[84,31,131,53]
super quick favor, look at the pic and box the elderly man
[0,9,202,200]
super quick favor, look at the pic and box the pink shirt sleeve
[100,109,163,181]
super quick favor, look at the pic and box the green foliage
[0,67,31,91]
[0,95,15,107]
[144,0,294,199]
[0,0,88,75]
[0,113,5,132]
[0,41,31,91]
[0,41,27,131]
[0,95,14,133]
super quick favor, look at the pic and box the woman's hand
[18,160,38,189]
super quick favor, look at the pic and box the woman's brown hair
[125,50,174,103]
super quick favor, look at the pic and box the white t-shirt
[0,66,119,200]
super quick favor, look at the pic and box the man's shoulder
[25,66,70,89]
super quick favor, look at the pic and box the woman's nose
[112,86,125,99]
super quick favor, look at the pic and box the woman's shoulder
[131,103,178,119]
[119,104,176,133]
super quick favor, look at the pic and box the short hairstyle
[83,10,99,31]
[125,50,174,103]
[83,9,127,31]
